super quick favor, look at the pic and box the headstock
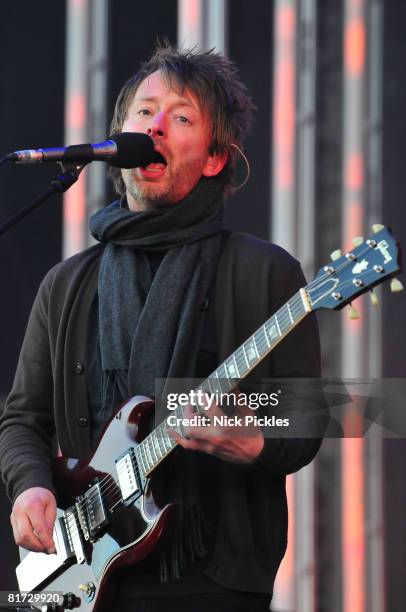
[307,225,402,312]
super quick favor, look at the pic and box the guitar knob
[372,223,384,233]
[78,582,96,602]
[390,278,404,292]
[63,593,81,609]
[348,304,360,319]
[369,291,379,307]
[352,236,364,247]
[330,249,342,261]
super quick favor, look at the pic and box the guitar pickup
[116,449,141,504]
[83,480,108,541]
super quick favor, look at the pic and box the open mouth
[141,150,167,171]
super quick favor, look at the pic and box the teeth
[146,163,165,170]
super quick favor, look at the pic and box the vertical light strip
[178,0,228,54]
[64,0,88,259]
[271,0,297,253]
[294,2,318,611]
[364,1,385,611]
[85,0,109,230]
[341,1,366,611]
[271,2,297,610]
[178,0,203,50]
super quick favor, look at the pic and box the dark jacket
[0,231,327,596]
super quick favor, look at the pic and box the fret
[137,445,148,476]
[204,376,220,395]
[274,313,282,336]
[149,435,159,464]
[144,438,154,469]
[162,421,173,452]
[277,307,291,334]
[215,363,232,392]
[155,425,166,456]
[252,334,260,358]
[232,353,240,378]
[214,369,227,393]
[235,348,248,377]
[244,337,258,366]
[206,376,214,394]
[286,301,294,324]
[264,317,280,345]
[242,343,250,369]
[225,357,239,380]
[140,442,151,473]
[219,362,229,381]
[255,329,267,355]
[293,294,306,318]
[152,433,163,461]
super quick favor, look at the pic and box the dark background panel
[107,0,177,153]
[107,0,177,202]
[227,0,272,239]
[314,0,343,379]
[0,0,66,591]
[382,2,406,612]
[0,2,65,398]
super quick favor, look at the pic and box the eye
[138,109,151,116]
[177,116,190,124]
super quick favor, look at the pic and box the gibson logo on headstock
[377,240,393,264]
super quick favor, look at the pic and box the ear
[202,150,228,177]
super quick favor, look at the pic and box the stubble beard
[122,157,205,211]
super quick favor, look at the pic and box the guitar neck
[137,288,311,475]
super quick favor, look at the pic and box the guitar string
[65,242,385,522]
[65,293,307,520]
[66,264,368,523]
[70,283,338,521]
[65,259,369,521]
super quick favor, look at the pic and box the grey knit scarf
[89,176,224,404]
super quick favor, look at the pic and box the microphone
[6,132,162,168]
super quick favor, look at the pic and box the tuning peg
[372,224,384,234]
[369,291,379,307]
[352,236,364,247]
[348,304,360,319]
[330,249,342,261]
[390,278,404,292]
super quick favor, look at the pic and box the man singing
[0,44,326,611]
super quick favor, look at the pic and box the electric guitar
[14,225,402,611]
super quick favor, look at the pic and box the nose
[147,112,165,138]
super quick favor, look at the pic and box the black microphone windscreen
[110,132,156,168]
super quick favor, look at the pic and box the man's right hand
[10,487,57,554]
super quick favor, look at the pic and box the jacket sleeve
[0,270,57,502]
[241,260,329,476]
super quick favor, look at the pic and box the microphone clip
[51,161,88,193]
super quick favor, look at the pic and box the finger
[28,507,56,553]
[44,499,57,534]
[172,429,211,453]
[12,511,47,552]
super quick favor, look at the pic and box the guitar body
[17,396,174,612]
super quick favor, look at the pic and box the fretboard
[136,288,311,476]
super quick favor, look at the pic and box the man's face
[121,70,224,210]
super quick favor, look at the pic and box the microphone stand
[0,162,87,237]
